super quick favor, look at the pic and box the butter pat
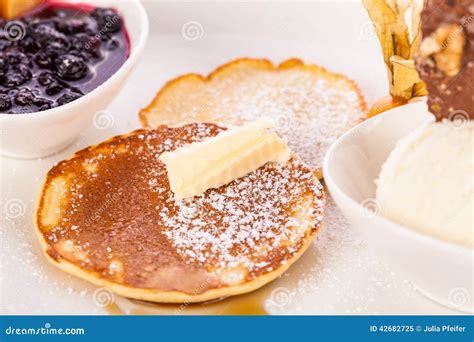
[160,120,291,200]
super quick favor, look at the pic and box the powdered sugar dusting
[143,124,326,275]
[232,72,364,169]
[39,123,325,287]
[146,62,366,168]
[123,123,327,276]
[159,158,324,273]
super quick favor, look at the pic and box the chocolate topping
[416,0,474,120]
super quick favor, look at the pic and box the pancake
[36,123,325,303]
[139,58,367,175]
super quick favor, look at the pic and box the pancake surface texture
[36,123,325,303]
[140,58,367,170]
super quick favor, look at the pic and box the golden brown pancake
[139,58,367,175]
[36,123,325,303]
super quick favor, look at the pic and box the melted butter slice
[159,120,291,200]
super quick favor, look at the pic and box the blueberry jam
[0,3,129,114]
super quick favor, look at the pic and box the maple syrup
[104,244,319,316]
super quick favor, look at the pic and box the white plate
[0,1,462,315]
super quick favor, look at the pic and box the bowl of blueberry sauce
[0,3,130,113]
[0,0,148,157]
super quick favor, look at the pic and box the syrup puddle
[107,284,271,315]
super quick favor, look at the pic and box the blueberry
[0,40,12,51]
[45,82,64,95]
[35,52,54,69]
[34,97,53,111]
[15,89,35,106]
[34,96,51,106]
[91,8,122,33]
[0,58,8,77]
[57,19,87,34]
[55,54,88,80]
[29,19,59,36]
[68,86,83,95]
[71,33,101,57]
[32,23,66,46]
[6,51,29,66]
[30,19,58,30]
[0,94,12,112]
[37,71,56,86]
[44,41,69,57]
[19,36,41,53]
[7,88,19,97]
[100,33,113,42]
[1,69,26,87]
[16,64,32,81]
[56,90,82,106]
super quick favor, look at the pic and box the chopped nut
[420,23,465,76]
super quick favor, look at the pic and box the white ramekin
[0,0,149,158]
[323,101,473,313]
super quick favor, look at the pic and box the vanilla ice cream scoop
[376,120,474,247]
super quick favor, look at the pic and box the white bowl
[323,101,474,313]
[0,0,149,158]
